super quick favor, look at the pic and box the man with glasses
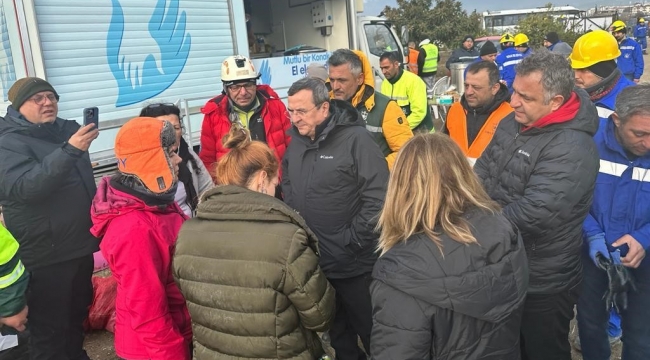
[0,77,100,360]
[283,77,389,360]
[200,55,291,178]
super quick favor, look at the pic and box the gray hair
[327,49,363,77]
[287,77,330,105]
[615,84,650,123]
[515,50,573,104]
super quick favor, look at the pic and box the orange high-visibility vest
[407,48,419,74]
[447,101,513,164]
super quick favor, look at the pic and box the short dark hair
[466,61,500,86]
[379,51,401,63]
[288,77,330,105]
[139,103,181,118]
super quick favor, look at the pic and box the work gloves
[587,233,636,312]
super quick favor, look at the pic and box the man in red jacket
[200,55,291,179]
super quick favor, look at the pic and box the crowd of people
[0,22,649,360]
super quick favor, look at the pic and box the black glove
[595,252,637,313]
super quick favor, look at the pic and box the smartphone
[83,107,99,128]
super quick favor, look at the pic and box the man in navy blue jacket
[577,85,650,360]
[496,33,523,92]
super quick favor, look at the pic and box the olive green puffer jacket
[173,185,335,359]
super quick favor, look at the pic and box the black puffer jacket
[282,100,389,279]
[0,107,99,269]
[474,88,599,294]
[371,209,528,360]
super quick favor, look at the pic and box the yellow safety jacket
[0,223,28,317]
[421,43,439,74]
[380,69,433,132]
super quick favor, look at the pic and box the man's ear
[356,72,365,86]
[612,112,621,128]
[549,94,565,112]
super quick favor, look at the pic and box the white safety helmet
[221,55,259,85]
[419,39,431,47]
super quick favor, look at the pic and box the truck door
[358,21,404,90]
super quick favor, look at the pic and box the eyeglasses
[30,93,59,105]
[286,103,323,117]
[227,82,256,92]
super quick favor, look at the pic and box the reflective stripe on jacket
[380,69,433,132]
[0,223,28,318]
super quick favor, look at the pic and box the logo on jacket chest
[360,109,368,121]
[319,155,334,159]
[517,149,531,158]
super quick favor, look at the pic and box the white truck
[0,0,405,169]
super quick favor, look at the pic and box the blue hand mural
[107,0,191,107]
[0,6,16,102]
[259,59,272,85]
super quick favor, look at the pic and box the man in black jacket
[282,77,389,360]
[445,35,480,71]
[474,51,600,360]
[0,77,99,360]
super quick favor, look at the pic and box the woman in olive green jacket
[173,126,335,360]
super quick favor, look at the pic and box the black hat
[8,77,59,110]
[544,32,560,44]
[587,60,618,79]
[480,41,498,56]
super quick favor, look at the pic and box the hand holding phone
[83,107,99,128]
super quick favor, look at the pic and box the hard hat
[569,30,621,69]
[640,18,645,23]
[500,33,514,44]
[419,39,431,47]
[514,33,529,46]
[610,20,627,33]
[221,55,259,84]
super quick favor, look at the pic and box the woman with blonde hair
[172,126,335,360]
[370,133,528,360]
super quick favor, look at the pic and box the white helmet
[221,55,259,85]
[419,39,431,47]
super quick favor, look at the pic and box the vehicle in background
[482,6,582,34]
[474,36,502,53]
[0,0,404,170]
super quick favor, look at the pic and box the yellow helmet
[221,55,259,84]
[500,33,514,44]
[610,20,627,33]
[569,30,621,69]
[640,18,646,23]
[514,33,529,46]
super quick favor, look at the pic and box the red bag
[84,274,117,332]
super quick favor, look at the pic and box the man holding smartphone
[0,77,99,360]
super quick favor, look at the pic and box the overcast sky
[360,0,619,15]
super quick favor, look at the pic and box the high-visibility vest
[421,43,439,74]
[0,224,26,292]
[447,101,513,164]
[407,48,419,74]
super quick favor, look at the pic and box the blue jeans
[577,250,650,360]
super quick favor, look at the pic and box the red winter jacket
[90,177,192,360]
[199,85,291,178]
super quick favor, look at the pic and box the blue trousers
[636,37,647,50]
[577,251,650,360]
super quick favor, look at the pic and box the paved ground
[83,51,650,360]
